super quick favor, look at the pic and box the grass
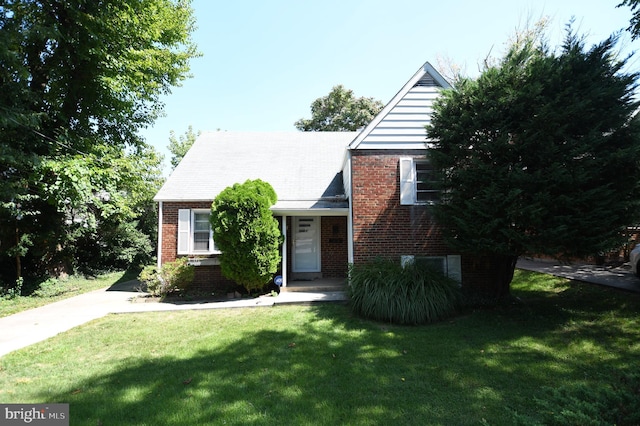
[0,270,139,318]
[0,270,639,425]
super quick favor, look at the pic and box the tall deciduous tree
[295,85,383,131]
[0,0,197,285]
[427,28,640,300]
[39,145,165,274]
[168,125,200,169]
[210,180,282,294]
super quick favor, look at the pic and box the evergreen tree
[620,0,640,39]
[427,28,640,299]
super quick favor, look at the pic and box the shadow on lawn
[106,269,145,292]
[38,289,640,425]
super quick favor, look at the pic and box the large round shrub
[210,179,282,294]
[348,258,461,325]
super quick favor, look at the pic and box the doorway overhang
[270,208,348,217]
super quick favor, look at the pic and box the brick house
[154,62,463,291]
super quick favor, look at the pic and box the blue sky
[141,0,636,173]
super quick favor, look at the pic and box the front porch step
[280,278,347,293]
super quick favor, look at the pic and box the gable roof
[349,62,451,150]
[154,131,358,212]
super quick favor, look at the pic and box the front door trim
[292,216,321,273]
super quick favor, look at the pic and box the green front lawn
[0,270,139,318]
[1,270,639,425]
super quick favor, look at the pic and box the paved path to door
[0,281,347,358]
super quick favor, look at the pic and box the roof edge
[349,61,450,150]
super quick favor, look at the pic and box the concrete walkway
[517,258,640,293]
[0,282,347,358]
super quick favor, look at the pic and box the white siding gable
[350,62,451,150]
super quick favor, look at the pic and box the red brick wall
[160,203,349,290]
[190,265,238,293]
[160,201,238,292]
[321,216,348,277]
[160,201,213,264]
[350,150,450,264]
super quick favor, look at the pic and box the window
[415,161,440,203]
[399,157,440,205]
[192,212,211,251]
[401,255,462,283]
[177,209,218,255]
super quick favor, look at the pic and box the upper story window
[178,209,219,255]
[399,157,440,205]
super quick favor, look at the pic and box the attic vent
[414,74,437,87]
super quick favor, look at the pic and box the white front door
[293,217,321,272]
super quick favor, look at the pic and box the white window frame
[399,157,440,205]
[401,254,462,283]
[177,209,219,255]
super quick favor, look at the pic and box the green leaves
[348,258,461,325]
[139,257,195,298]
[620,0,640,40]
[210,180,282,293]
[295,85,383,131]
[168,125,200,169]
[35,145,164,273]
[427,25,640,264]
[0,0,194,280]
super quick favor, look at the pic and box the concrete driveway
[0,281,347,358]
[0,283,144,357]
[516,258,640,293]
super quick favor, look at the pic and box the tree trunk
[491,254,518,299]
[15,225,22,280]
[463,253,518,302]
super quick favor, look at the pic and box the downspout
[157,201,163,269]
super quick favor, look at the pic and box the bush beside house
[139,257,194,298]
[348,258,461,325]
[210,179,283,294]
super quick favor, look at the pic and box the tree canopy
[168,125,200,169]
[295,85,383,131]
[0,0,198,285]
[427,28,640,299]
[620,0,640,39]
[210,180,282,293]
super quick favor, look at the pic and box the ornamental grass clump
[348,258,461,325]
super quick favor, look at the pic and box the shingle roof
[154,131,357,211]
